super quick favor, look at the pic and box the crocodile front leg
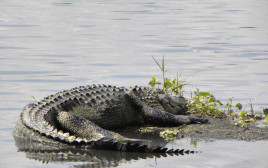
[142,107,208,126]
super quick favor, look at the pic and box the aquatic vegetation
[224,97,242,115]
[160,129,180,141]
[139,127,160,133]
[187,89,225,118]
[149,56,186,96]
[139,127,182,141]
[149,56,266,128]
[248,99,255,116]
[263,108,268,124]
[30,95,39,102]
[225,98,264,127]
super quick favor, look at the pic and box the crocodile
[13,84,208,154]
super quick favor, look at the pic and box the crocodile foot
[189,116,209,124]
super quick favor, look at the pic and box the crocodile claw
[190,117,209,124]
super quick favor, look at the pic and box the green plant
[236,111,255,127]
[139,127,160,133]
[152,55,167,89]
[248,99,255,116]
[225,97,233,115]
[171,73,186,96]
[148,76,161,88]
[224,97,242,118]
[187,88,225,117]
[160,129,180,141]
[263,108,268,124]
[234,99,259,126]
[149,56,186,96]
[30,95,39,102]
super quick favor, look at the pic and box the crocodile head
[157,94,186,115]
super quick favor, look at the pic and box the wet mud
[179,117,268,141]
[129,117,268,142]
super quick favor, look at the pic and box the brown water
[0,0,268,167]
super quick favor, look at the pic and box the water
[0,0,267,167]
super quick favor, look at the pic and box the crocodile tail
[90,138,195,154]
[14,119,194,155]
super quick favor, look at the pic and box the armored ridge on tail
[13,84,208,153]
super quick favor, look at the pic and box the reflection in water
[13,130,193,167]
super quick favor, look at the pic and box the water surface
[0,0,268,167]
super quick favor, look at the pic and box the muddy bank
[129,117,268,142]
[178,117,268,141]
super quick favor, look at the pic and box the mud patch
[129,117,268,142]
[179,117,268,141]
